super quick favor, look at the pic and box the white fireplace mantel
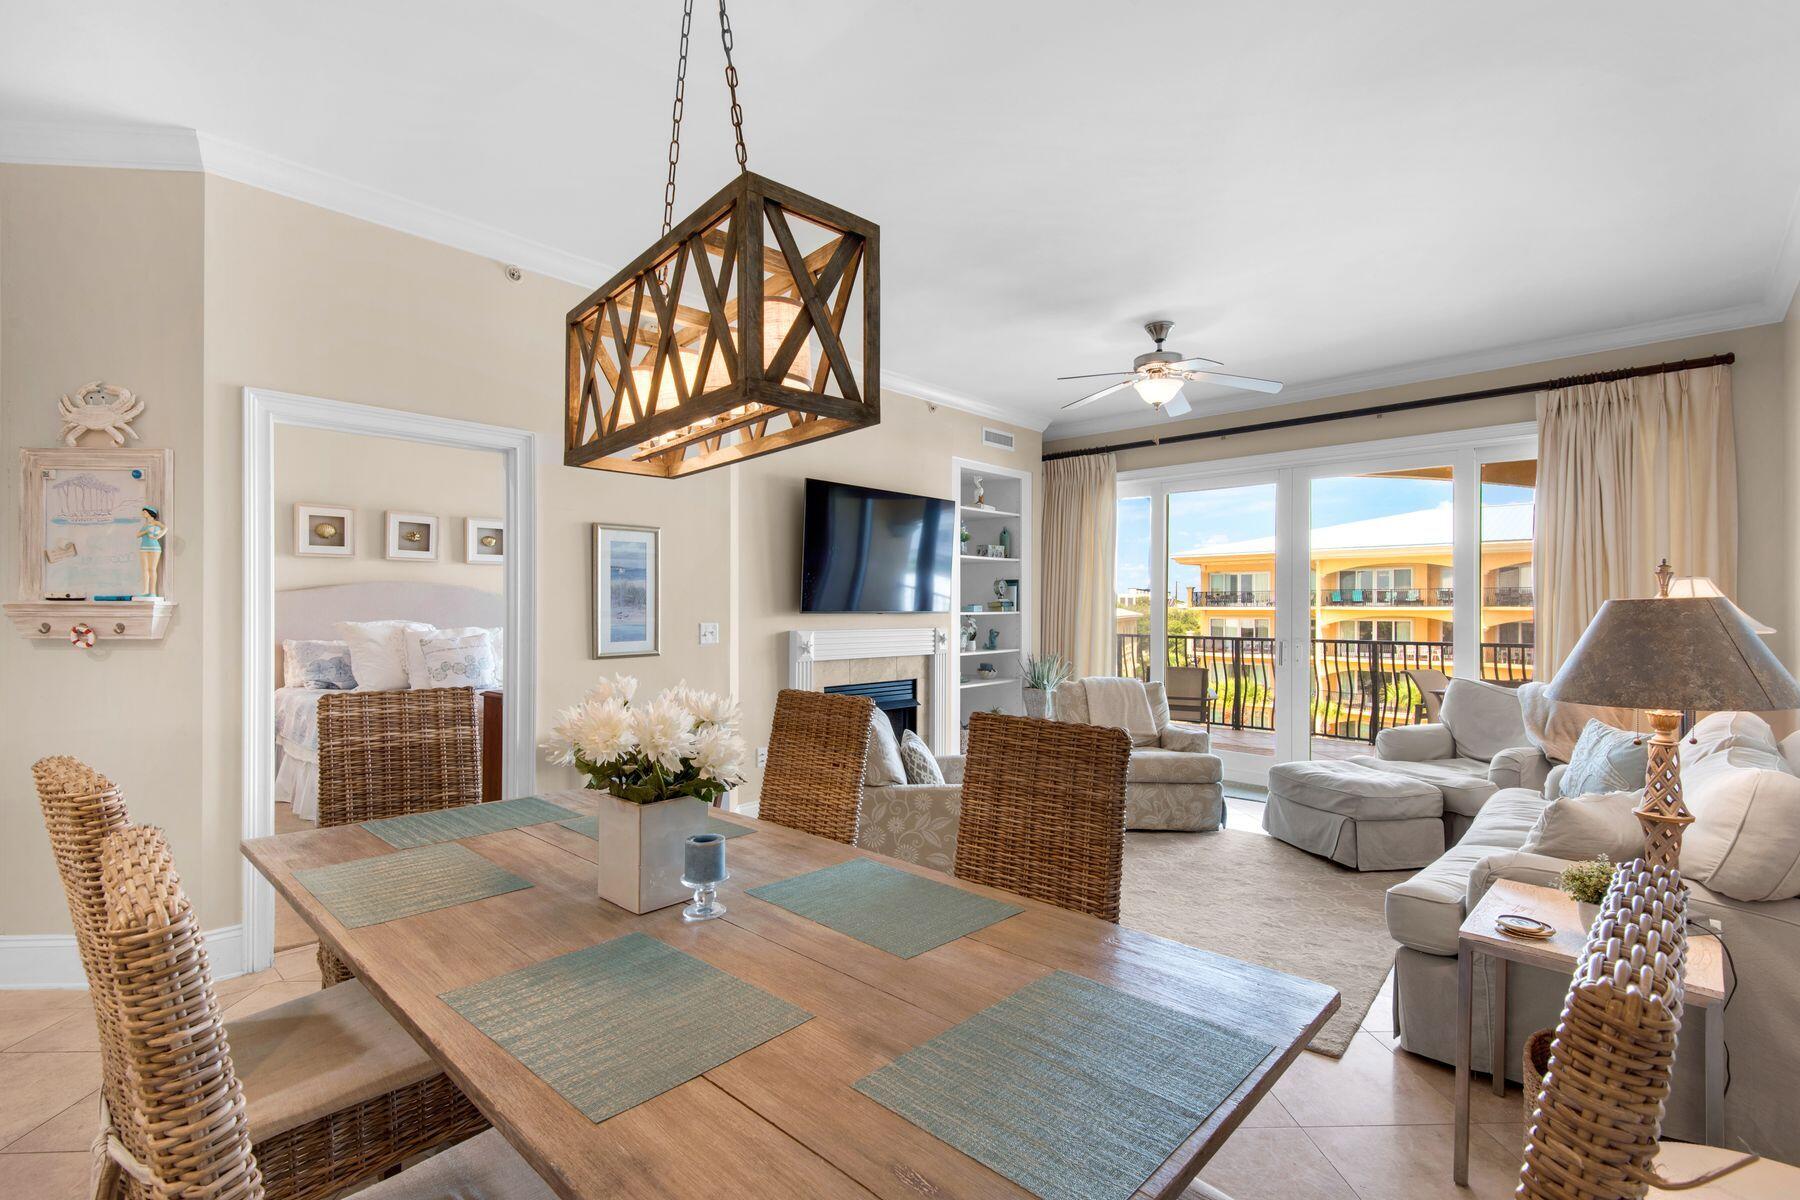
[789,626,951,751]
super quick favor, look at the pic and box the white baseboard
[0,925,247,989]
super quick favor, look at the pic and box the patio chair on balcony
[1165,666,1210,729]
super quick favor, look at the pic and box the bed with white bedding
[274,582,506,821]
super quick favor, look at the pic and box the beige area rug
[1120,827,1409,1057]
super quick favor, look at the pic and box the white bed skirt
[276,748,319,822]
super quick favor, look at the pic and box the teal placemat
[294,843,533,928]
[855,972,1275,1200]
[363,796,581,848]
[440,932,811,1123]
[555,814,752,841]
[746,857,1021,958]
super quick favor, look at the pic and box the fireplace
[825,679,919,740]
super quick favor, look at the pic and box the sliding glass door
[1305,466,1455,760]
[1116,426,1535,784]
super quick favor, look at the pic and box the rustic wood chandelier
[564,0,880,478]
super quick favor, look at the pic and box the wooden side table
[1648,1144,1800,1197]
[1453,879,1727,1185]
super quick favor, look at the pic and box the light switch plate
[698,621,720,645]
[756,746,768,768]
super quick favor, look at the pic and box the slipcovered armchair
[1050,677,1223,831]
[1355,676,1547,843]
[851,709,963,872]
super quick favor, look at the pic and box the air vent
[980,427,1016,452]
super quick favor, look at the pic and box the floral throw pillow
[411,631,500,690]
[281,639,356,690]
[899,729,945,785]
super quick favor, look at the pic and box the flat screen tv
[801,478,954,613]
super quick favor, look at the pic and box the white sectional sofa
[1385,711,1800,1160]
[1359,677,1548,844]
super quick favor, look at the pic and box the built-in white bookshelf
[951,458,1032,734]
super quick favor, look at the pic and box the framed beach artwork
[21,447,173,600]
[591,523,659,658]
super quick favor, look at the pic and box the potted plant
[1558,855,1614,931]
[546,675,749,914]
[1019,652,1073,720]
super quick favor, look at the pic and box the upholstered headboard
[275,582,505,685]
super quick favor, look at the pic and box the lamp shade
[1547,596,1800,712]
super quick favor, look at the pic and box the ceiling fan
[1057,320,1283,418]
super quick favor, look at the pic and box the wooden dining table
[243,792,1338,1200]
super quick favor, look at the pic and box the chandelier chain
[661,0,749,241]
[660,0,694,239]
[718,0,748,171]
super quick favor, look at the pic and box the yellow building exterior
[1170,501,1534,654]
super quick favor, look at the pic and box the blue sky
[1116,476,1534,594]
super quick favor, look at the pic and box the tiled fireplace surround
[788,628,952,752]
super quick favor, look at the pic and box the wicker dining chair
[953,712,1130,922]
[1518,860,1760,1199]
[33,757,488,1200]
[759,688,876,844]
[315,686,482,983]
[94,825,553,1200]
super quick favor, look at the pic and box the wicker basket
[1523,1027,1555,1124]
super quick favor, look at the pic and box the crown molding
[195,133,613,288]
[1042,297,1782,443]
[0,119,201,170]
[883,371,1050,432]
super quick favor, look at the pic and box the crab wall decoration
[59,381,144,446]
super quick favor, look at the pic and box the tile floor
[2,789,1532,1199]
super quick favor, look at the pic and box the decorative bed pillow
[335,620,434,691]
[402,626,497,690]
[1559,719,1647,798]
[404,628,500,690]
[281,639,356,690]
[899,729,945,785]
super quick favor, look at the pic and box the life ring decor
[70,623,97,648]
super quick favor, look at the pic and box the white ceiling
[4,2,1799,438]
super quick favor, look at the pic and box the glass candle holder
[681,832,728,922]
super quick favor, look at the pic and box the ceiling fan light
[1134,375,1185,408]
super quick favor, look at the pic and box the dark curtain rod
[1040,352,1736,463]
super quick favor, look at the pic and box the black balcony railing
[1114,634,1536,743]
[1483,586,1534,606]
[1318,587,1455,607]
[1192,589,1275,606]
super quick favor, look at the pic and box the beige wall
[1,163,1036,942]
[1,166,207,937]
[273,425,505,593]
[729,395,1042,809]
[1046,323,1796,668]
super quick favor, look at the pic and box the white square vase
[594,792,707,914]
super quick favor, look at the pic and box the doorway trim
[240,387,538,974]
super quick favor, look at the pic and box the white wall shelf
[951,459,1032,733]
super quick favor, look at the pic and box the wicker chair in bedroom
[315,686,482,984]
[32,757,488,1200]
[953,712,1130,922]
[760,688,876,845]
[92,824,549,1200]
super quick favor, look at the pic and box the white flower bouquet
[545,674,750,805]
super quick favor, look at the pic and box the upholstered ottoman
[1263,760,1444,870]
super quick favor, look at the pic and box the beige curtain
[1040,452,1117,677]
[1535,364,1735,676]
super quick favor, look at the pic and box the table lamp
[1547,561,1800,869]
